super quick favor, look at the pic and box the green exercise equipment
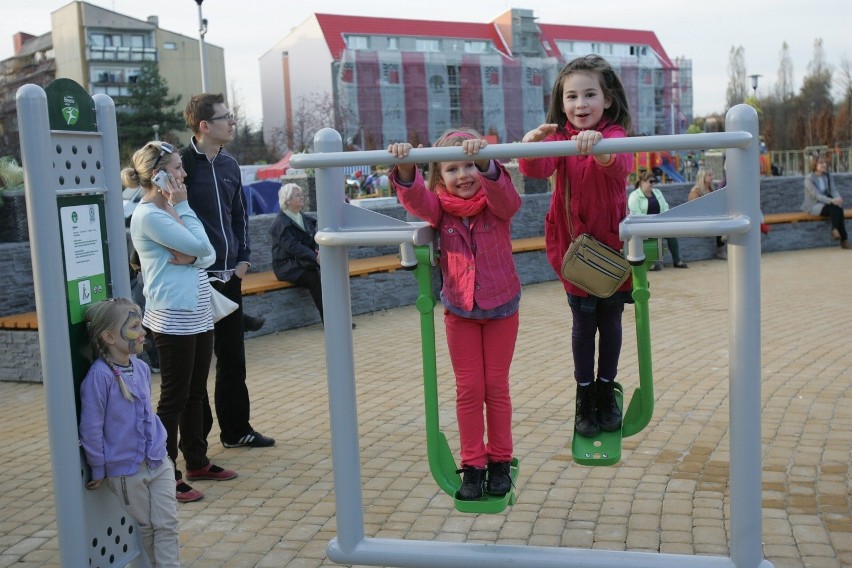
[411,245,518,514]
[571,238,659,466]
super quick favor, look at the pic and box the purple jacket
[79,357,167,480]
[390,162,521,312]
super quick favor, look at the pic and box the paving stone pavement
[1,247,851,568]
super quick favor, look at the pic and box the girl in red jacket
[519,55,633,438]
[388,129,521,501]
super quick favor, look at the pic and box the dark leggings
[569,299,624,383]
[821,203,848,241]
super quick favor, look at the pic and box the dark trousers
[203,275,254,443]
[665,237,682,264]
[821,203,848,241]
[295,268,324,320]
[154,330,214,479]
[569,299,625,383]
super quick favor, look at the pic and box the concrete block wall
[3,174,851,382]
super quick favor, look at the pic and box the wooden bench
[764,209,852,225]
[0,312,38,330]
[0,237,550,331]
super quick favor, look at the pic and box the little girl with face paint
[388,128,521,502]
[78,298,180,567]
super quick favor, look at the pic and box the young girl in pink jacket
[519,55,634,439]
[388,128,521,501]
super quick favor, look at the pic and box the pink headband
[442,130,476,141]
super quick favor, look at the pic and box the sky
[2,0,850,128]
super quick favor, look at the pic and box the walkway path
[1,248,851,567]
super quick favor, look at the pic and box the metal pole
[724,104,765,568]
[195,0,208,92]
[314,128,364,553]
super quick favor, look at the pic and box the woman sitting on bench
[269,183,324,319]
[801,155,851,250]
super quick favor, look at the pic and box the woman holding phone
[123,141,239,504]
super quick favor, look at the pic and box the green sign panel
[44,78,97,132]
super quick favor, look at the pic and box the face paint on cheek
[120,311,146,355]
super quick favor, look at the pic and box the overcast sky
[3,0,850,128]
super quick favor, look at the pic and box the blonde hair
[85,298,142,401]
[119,141,170,190]
[691,167,715,196]
[425,127,483,191]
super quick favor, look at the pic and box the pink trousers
[444,310,518,468]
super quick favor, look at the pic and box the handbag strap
[564,173,575,241]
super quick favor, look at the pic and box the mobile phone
[152,171,171,190]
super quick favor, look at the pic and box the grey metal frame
[291,104,773,568]
[17,84,144,567]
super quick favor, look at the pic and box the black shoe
[575,383,599,437]
[221,431,275,448]
[486,461,512,496]
[596,380,622,432]
[455,465,486,500]
[673,261,689,269]
[243,314,266,332]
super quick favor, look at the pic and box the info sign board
[59,198,109,324]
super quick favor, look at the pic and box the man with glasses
[180,93,275,449]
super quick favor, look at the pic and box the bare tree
[726,46,747,110]
[834,55,852,145]
[288,92,336,153]
[797,38,834,147]
[775,42,795,100]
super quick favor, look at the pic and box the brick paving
[1,247,851,567]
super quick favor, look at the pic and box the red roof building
[259,8,692,151]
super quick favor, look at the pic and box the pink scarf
[437,187,487,218]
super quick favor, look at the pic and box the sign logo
[61,94,79,125]
[484,66,500,86]
[341,63,354,83]
[382,63,400,84]
[71,211,78,223]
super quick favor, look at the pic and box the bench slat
[764,209,852,225]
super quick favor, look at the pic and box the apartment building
[0,0,226,156]
[259,8,692,151]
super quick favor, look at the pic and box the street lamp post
[152,124,160,141]
[748,74,761,98]
[194,0,209,92]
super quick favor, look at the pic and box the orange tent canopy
[256,151,293,180]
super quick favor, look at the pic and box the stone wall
[3,174,851,382]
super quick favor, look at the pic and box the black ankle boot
[575,383,599,437]
[596,379,622,432]
[455,465,486,500]
[486,461,512,496]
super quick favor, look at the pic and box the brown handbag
[560,177,630,298]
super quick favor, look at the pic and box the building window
[130,35,144,49]
[464,41,488,54]
[162,42,177,50]
[416,39,440,52]
[347,35,369,50]
[388,37,398,50]
[447,65,461,124]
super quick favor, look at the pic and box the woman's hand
[165,175,187,207]
[461,138,490,171]
[86,479,102,490]
[832,196,844,206]
[167,248,196,265]
[387,143,419,182]
[522,124,558,143]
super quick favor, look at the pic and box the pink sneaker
[176,480,203,503]
[185,462,238,481]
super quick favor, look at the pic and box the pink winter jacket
[519,120,633,296]
[390,162,521,312]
